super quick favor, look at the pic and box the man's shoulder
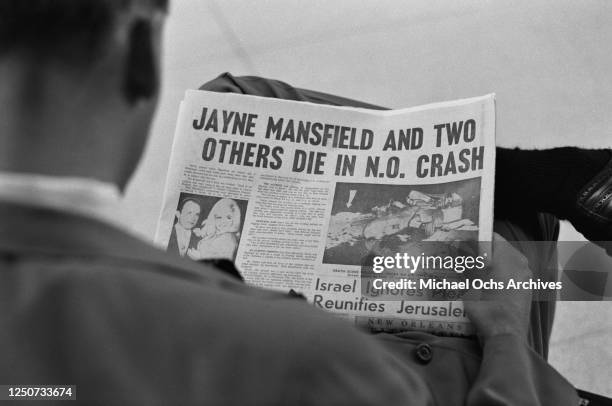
[8,233,366,355]
[23,251,424,402]
[57,253,347,342]
[0,204,428,403]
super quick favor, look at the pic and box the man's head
[0,0,168,189]
[175,198,201,231]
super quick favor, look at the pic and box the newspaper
[155,90,496,336]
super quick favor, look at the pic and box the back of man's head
[0,0,168,188]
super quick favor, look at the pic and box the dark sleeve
[199,72,388,110]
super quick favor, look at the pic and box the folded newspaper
[155,90,496,336]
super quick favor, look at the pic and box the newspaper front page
[155,90,496,336]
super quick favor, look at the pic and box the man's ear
[122,19,158,105]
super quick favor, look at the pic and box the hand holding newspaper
[156,90,496,336]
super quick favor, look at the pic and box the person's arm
[464,234,579,405]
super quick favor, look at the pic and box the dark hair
[0,0,167,66]
[178,198,201,212]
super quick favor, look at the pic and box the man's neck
[0,58,130,188]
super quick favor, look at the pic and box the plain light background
[122,0,612,396]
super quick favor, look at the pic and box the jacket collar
[0,172,123,229]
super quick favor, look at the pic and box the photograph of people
[167,198,201,257]
[188,198,242,261]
